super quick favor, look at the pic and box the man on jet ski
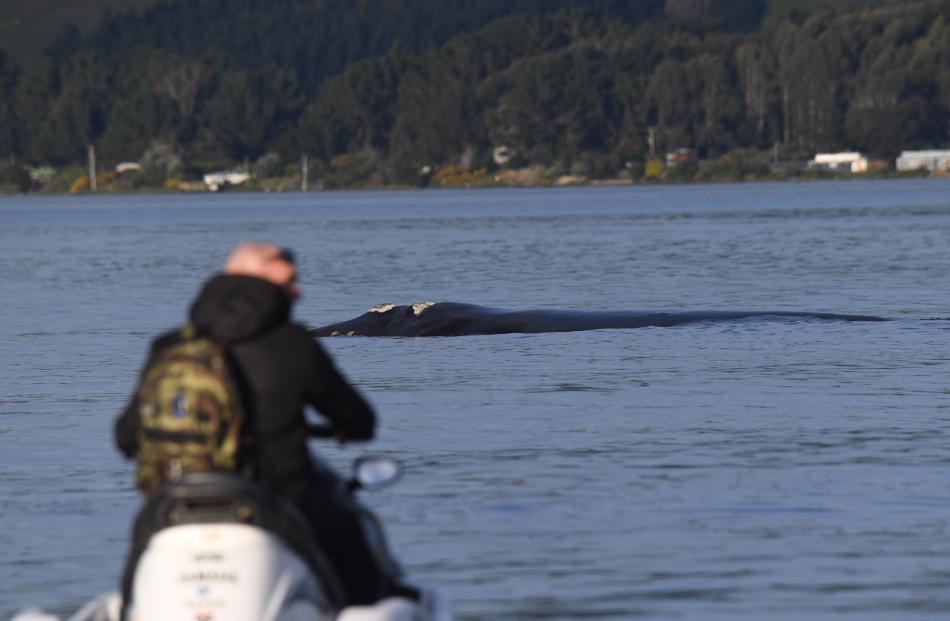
[114,241,416,608]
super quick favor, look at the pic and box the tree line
[0,0,948,187]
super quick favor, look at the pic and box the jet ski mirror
[351,456,402,491]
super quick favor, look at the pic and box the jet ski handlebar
[306,423,402,490]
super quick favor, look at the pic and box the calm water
[2,180,950,620]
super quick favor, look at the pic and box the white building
[895,150,950,172]
[203,171,251,191]
[492,146,513,166]
[810,152,868,173]
[115,162,142,174]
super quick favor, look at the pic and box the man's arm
[307,339,376,441]
[115,397,141,458]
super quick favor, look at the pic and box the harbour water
[2,179,950,619]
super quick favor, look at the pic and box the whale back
[310,303,888,337]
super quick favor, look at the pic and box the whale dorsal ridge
[412,301,437,315]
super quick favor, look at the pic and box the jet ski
[13,447,451,621]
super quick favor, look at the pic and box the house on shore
[895,150,950,172]
[809,152,868,173]
[115,162,142,174]
[203,171,251,191]
[666,147,697,167]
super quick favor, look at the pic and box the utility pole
[87,144,97,192]
[301,154,308,192]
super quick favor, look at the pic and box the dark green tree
[14,59,56,163]
[735,41,780,146]
[297,52,407,161]
[16,50,114,164]
[0,47,20,158]
[203,67,304,161]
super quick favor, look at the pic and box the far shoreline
[0,167,941,199]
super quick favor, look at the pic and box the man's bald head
[225,242,300,300]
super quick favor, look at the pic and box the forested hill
[76,0,674,93]
[1,0,948,188]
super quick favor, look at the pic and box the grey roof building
[895,150,950,172]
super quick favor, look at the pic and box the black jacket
[115,274,376,506]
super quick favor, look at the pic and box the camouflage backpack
[135,325,244,494]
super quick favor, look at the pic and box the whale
[310,302,889,337]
